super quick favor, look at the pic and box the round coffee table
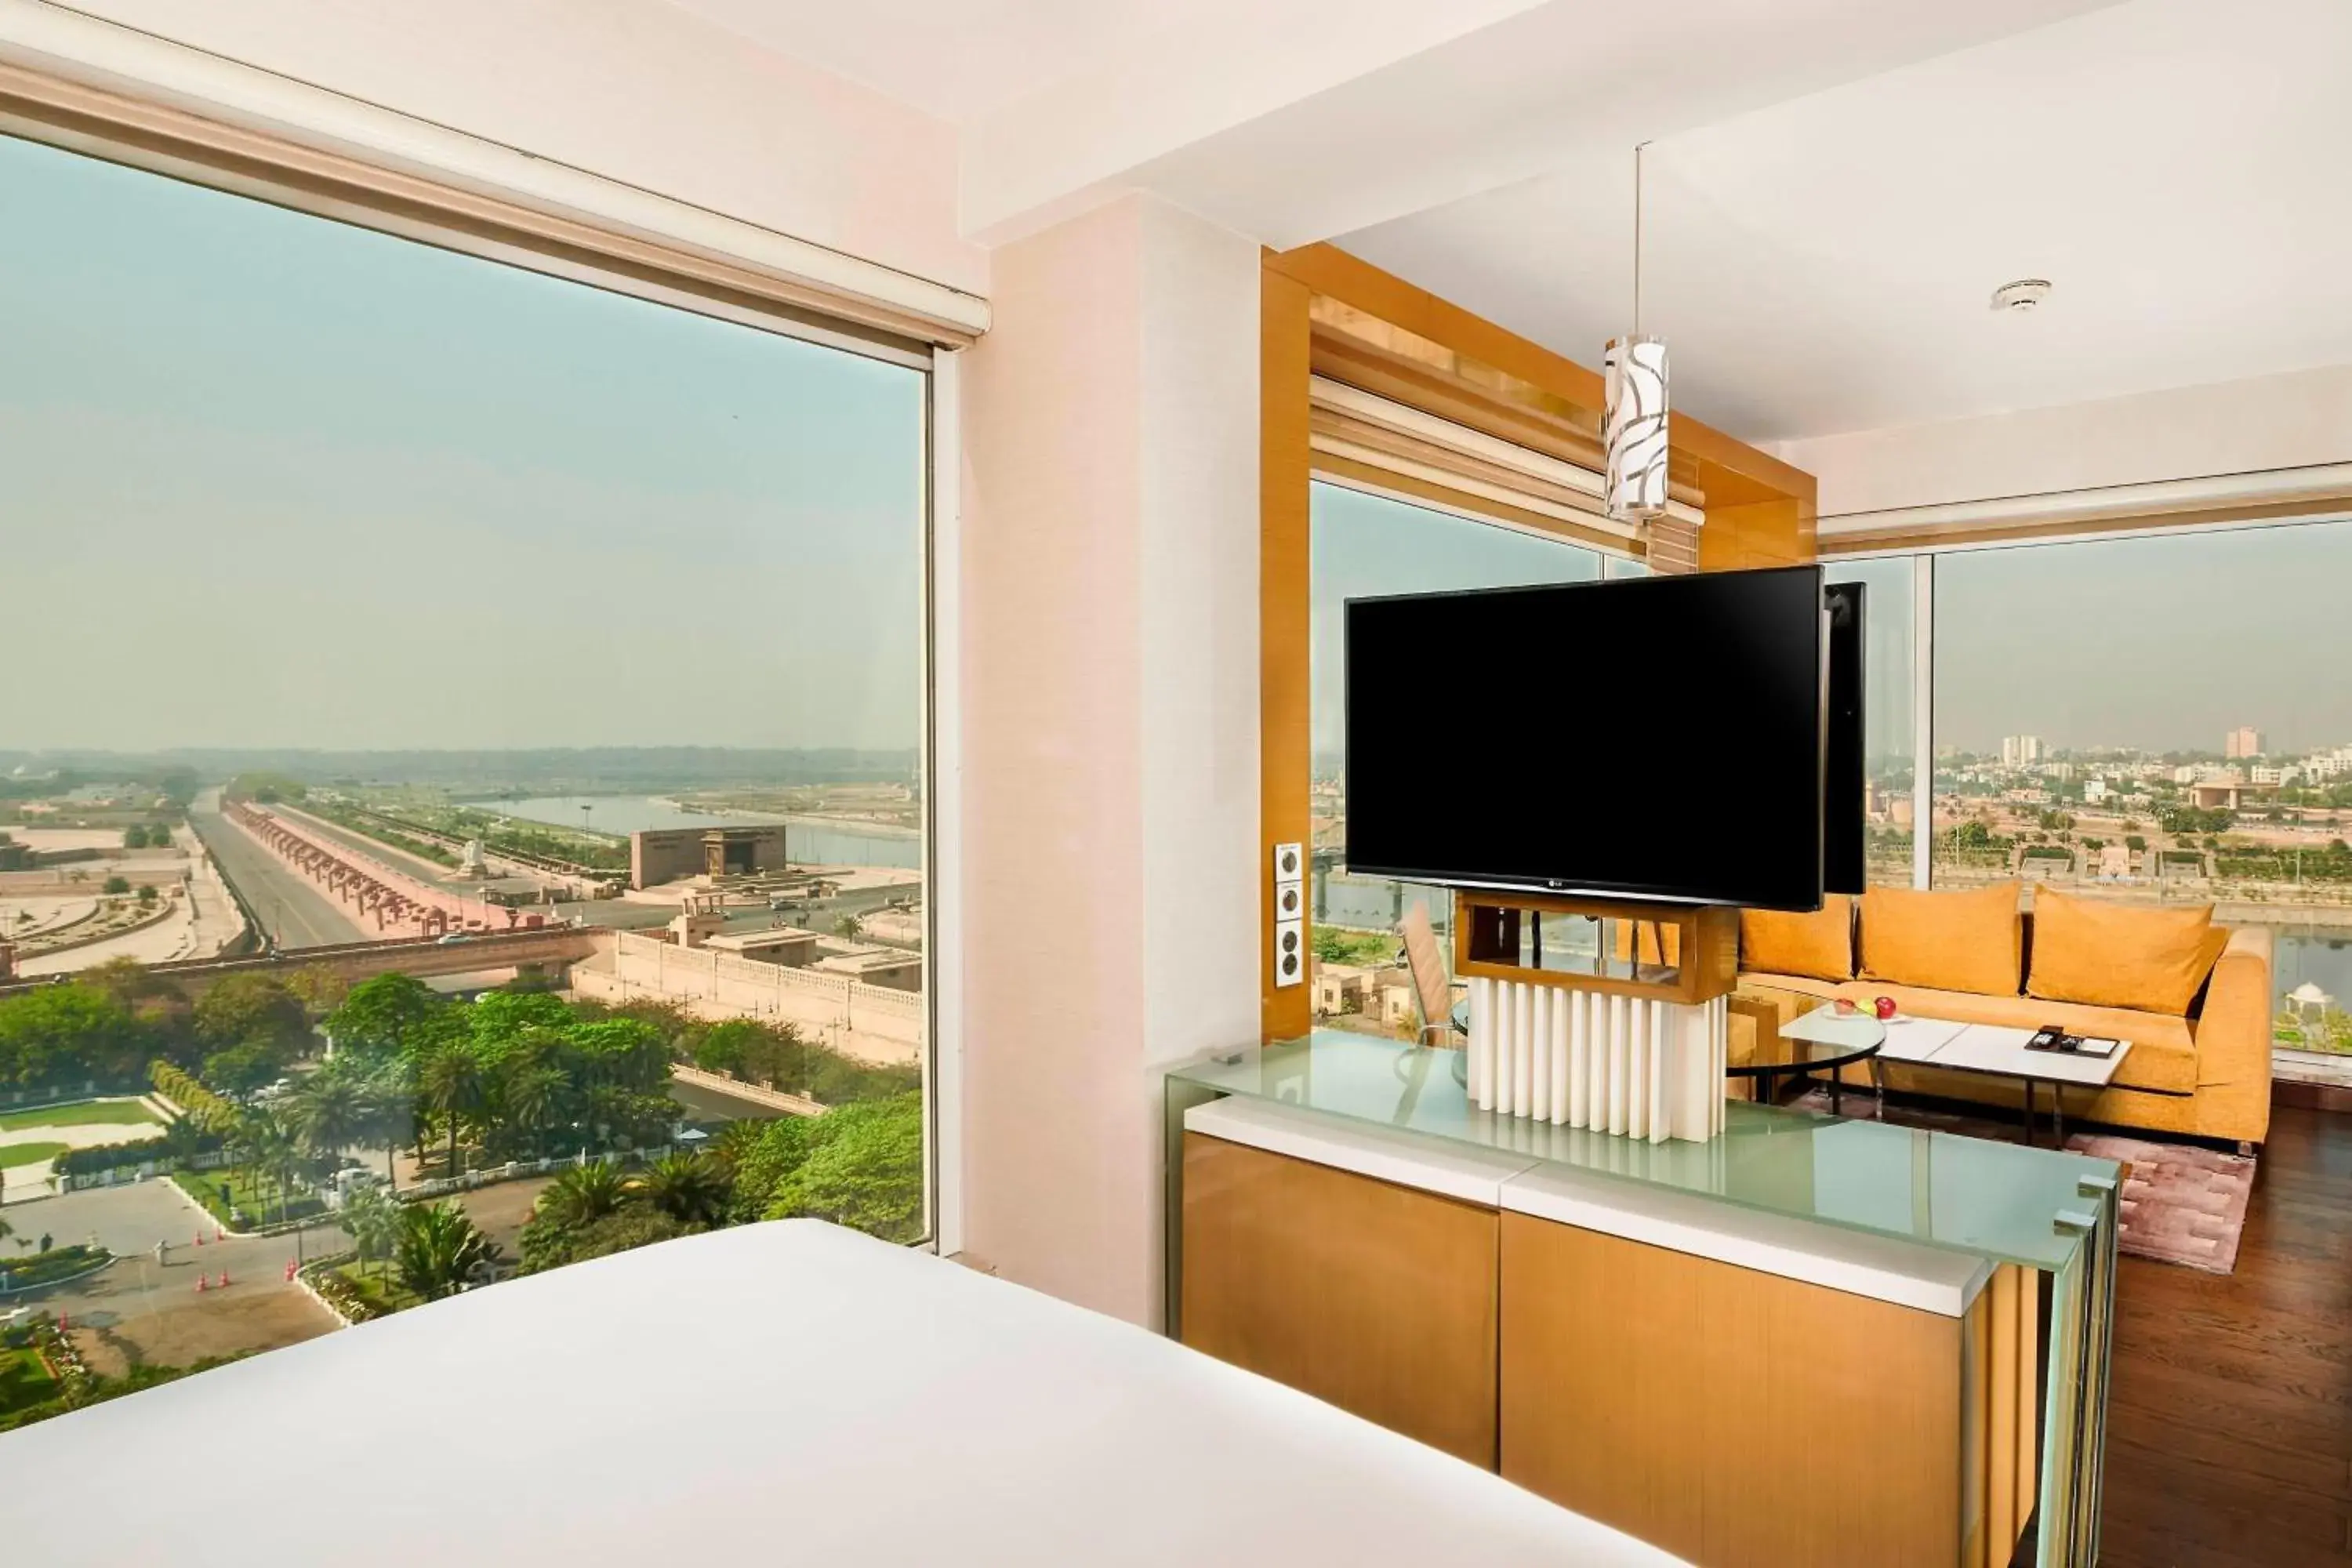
[1725,1009,1886,1112]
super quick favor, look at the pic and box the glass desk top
[1169,1030,2121,1272]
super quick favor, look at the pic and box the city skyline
[1933,516,2352,754]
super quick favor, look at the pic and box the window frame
[0,78,961,1247]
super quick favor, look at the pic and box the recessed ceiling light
[1991,278,2053,313]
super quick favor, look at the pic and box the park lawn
[332,1259,421,1316]
[172,1165,325,1229]
[0,1098,159,1134]
[1313,927,1398,967]
[0,1142,67,1171]
[0,1345,61,1417]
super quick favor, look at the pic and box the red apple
[1873,996,1898,1022]
[1833,997,1858,1016]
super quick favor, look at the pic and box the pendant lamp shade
[1603,334,1670,522]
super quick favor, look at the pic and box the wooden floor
[2099,1105,2352,1566]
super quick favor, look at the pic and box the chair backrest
[1399,904,1454,1043]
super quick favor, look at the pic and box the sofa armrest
[2190,925,2274,1142]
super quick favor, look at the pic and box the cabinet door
[1500,1211,1972,1566]
[1181,1133,1501,1466]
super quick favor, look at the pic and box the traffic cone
[217,1271,230,1289]
[195,1274,208,1293]
[214,1229,224,1243]
[195,1232,205,1247]
[283,1260,296,1283]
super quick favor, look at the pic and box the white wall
[959,192,1260,1326]
[58,0,985,296]
[1777,364,2352,521]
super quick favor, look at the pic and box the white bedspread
[0,1219,1681,1565]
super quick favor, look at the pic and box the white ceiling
[657,0,1241,125]
[659,0,2352,445]
[1338,0,2352,442]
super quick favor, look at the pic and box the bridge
[227,801,539,941]
[0,924,601,999]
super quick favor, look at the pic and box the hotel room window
[1931,519,2352,1069]
[1824,557,1918,888]
[1308,481,1603,1040]
[0,129,928,1432]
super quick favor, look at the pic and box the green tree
[230,1109,303,1225]
[393,1200,501,1302]
[632,1152,732,1228]
[101,876,131,896]
[0,983,151,1089]
[322,974,444,1069]
[414,1040,485,1179]
[519,1206,687,1276]
[285,1070,368,1167]
[535,1161,626,1230]
[135,884,158,906]
[121,825,147,850]
[341,1185,401,1280]
[760,1094,924,1242]
[833,913,865,939]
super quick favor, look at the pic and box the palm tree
[286,1071,366,1168]
[414,1042,485,1181]
[393,1200,502,1302]
[341,1185,401,1281]
[534,1161,624,1231]
[631,1152,732,1229]
[354,1073,414,1192]
[234,1110,304,1225]
[496,1063,567,1160]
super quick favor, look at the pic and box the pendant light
[1604,142,1670,523]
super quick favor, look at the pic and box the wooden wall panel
[1181,1133,1501,1466]
[1697,496,1814,572]
[1261,268,1314,1043]
[1501,1212,1970,1567]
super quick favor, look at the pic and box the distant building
[2251,764,2297,786]
[2172,765,2201,785]
[630,824,789,889]
[2083,779,2109,804]
[2225,726,2265,760]
[1314,961,1370,1018]
[2000,735,2045,768]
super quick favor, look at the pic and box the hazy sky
[0,132,923,753]
[1932,519,2352,755]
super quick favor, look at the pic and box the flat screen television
[1343,564,1862,912]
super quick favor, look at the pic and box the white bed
[1,1220,1681,1565]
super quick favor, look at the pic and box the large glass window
[1824,557,1917,888]
[1308,482,1606,1040]
[0,132,927,1430]
[1921,519,2352,1070]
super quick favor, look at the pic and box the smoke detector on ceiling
[1991,278,2053,313]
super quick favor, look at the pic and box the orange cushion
[2026,889,2220,1016]
[1859,882,2022,995]
[1738,896,1853,982]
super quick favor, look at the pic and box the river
[469,794,921,870]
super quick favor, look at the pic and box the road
[2,1178,350,1380]
[187,788,371,952]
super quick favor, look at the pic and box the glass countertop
[1169,1031,2120,1272]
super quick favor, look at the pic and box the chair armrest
[2190,925,2274,1143]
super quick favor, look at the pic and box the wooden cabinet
[1179,1131,1501,1466]
[1178,1127,2038,1567]
[1499,1211,2023,1567]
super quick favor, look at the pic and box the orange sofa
[1734,893,2273,1149]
